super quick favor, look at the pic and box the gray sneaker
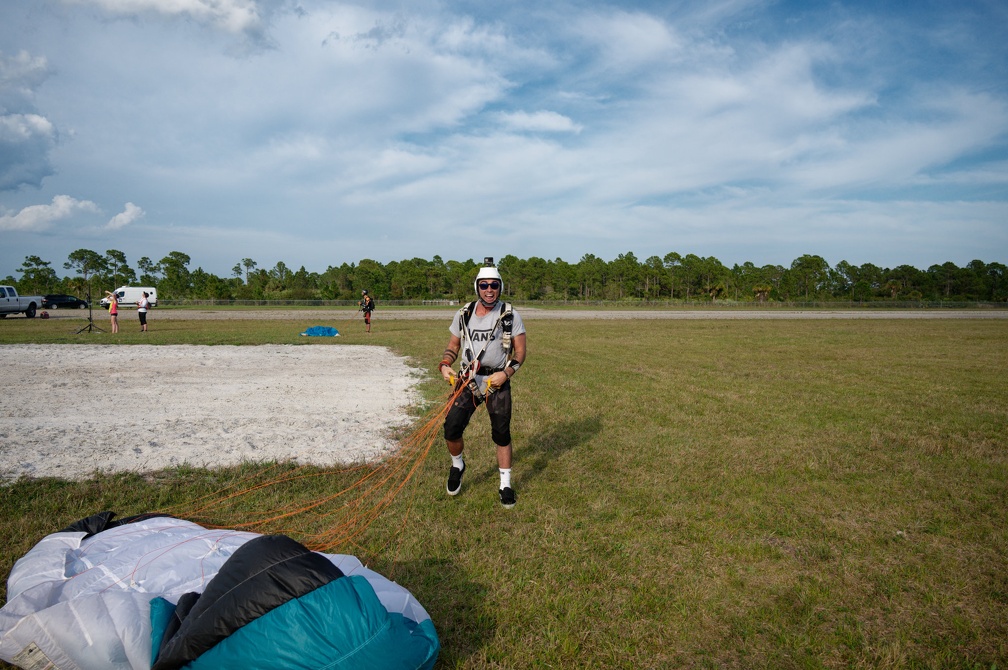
[447,463,465,495]
[499,487,516,509]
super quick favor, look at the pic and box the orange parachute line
[295,389,457,552]
[162,380,469,556]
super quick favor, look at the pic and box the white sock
[499,468,511,489]
[452,453,465,470]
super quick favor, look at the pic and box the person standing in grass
[137,291,151,332]
[104,291,119,334]
[358,290,375,333]
[438,258,527,509]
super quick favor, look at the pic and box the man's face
[478,279,501,301]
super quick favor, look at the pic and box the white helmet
[474,259,503,296]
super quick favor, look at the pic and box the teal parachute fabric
[151,532,438,670]
[170,576,438,669]
[300,326,340,336]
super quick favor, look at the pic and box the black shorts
[444,380,513,446]
[138,311,147,325]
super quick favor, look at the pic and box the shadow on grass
[462,415,602,489]
[520,415,602,486]
[391,557,492,666]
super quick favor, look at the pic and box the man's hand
[441,364,455,385]
[488,371,508,390]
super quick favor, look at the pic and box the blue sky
[1,0,1006,278]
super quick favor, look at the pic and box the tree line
[6,249,1007,304]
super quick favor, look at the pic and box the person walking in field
[438,258,527,508]
[358,290,375,333]
[104,291,119,333]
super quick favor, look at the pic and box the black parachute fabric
[153,534,345,669]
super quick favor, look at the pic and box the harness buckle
[466,377,485,404]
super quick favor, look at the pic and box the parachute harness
[450,300,514,404]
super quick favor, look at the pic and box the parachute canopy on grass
[301,325,340,336]
[0,513,439,670]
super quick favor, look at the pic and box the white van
[100,286,158,309]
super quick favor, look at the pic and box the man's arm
[510,333,527,367]
[488,332,526,389]
[440,335,462,382]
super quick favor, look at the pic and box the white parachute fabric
[0,516,436,670]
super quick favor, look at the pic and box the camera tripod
[75,283,104,334]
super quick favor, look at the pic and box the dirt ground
[0,344,421,481]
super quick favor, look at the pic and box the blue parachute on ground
[0,513,439,670]
[300,326,340,337]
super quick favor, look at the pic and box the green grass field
[1,312,1006,668]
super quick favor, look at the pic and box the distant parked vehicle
[0,285,43,318]
[42,294,89,310]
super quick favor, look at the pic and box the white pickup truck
[0,285,44,318]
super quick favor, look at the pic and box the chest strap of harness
[458,300,514,371]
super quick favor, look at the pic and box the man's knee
[491,426,512,446]
[444,409,470,441]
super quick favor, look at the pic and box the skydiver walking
[438,258,527,508]
[358,290,375,333]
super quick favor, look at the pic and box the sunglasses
[478,281,501,290]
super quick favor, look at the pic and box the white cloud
[0,113,54,142]
[64,0,263,35]
[0,51,57,190]
[0,49,50,93]
[575,10,683,70]
[106,202,145,230]
[782,87,1008,191]
[497,111,583,134]
[0,195,100,232]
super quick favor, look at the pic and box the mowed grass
[1,313,1006,668]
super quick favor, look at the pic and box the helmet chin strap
[479,297,499,308]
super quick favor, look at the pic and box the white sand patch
[0,344,422,482]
